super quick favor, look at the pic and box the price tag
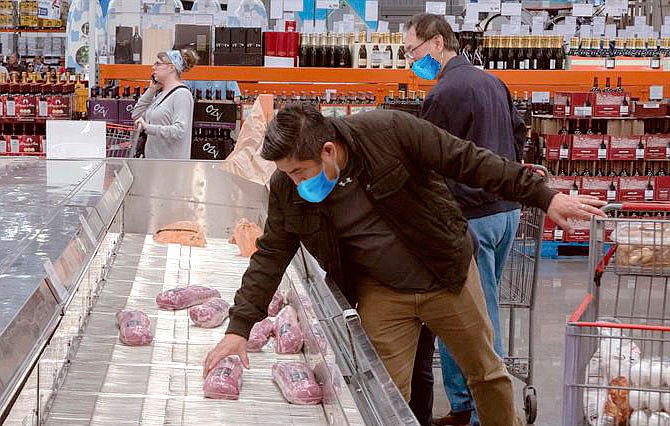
[479,0,501,13]
[605,57,616,69]
[531,91,550,104]
[635,16,647,26]
[377,20,388,33]
[501,2,522,16]
[645,188,654,200]
[598,148,607,159]
[636,148,645,159]
[573,3,593,17]
[607,190,616,201]
[316,0,339,8]
[425,1,446,15]
[569,188,579,197]
[650,86,664,101]
[605,24,618,40]
[560,147,569,159]
[365,0,378,21]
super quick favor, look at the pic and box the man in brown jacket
[204,104,604,425]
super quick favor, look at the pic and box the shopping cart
[499,164,547,423]
[106,123,139,158]
[563,202,670,426]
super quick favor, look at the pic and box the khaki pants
[357,258,521,426]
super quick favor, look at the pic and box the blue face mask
[297,162,340,203]
[411,53,442,80]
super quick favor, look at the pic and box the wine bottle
[371,33,381,69]
[358,31,368,68]
[299,33,310,67]
[131,26,142,64]
[396,33,406,69]
[383,33,393,69]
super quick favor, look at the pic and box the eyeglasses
[405,37,433,60]
[153,61,172,67]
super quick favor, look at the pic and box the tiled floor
[431,258,594,426]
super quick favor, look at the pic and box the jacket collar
[437,54,470,80]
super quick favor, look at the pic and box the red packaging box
[3,135,42,154]
[569,92,595,118]
[608,136,644,161]
[593,92,628,117]
[618,176,653,201]
[571,134,607,160]
[15,95,36,121]
[549,176,581,196]
[564,219,591,242]
[633,101,668,118]
[264,32,277,56]
[286,32,299,57]
[48,95,71,119]
[655,176,670,201]
[646,134,670,160]
[543,216,558,241]
[579,176,619,201]
[545,134,571,160]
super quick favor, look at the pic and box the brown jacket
[226,110,557,339]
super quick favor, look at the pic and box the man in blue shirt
[404,14,526,426]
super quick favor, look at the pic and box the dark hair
[405,13,459,52]
[261,103,336,162]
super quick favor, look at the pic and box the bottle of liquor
[645,178,655,201]
[330,33,339,68]
[615,76,624,94]
[315,33,325,67]
[358,31,368,68]
[371,33,381,69]
[570,179,579,196]
[590,37,601,58]
[496,36,506,70]
[607,180,617,201]
[324,33,334,68]
[603,77,612,93]
[650,37,661,68]
[568,37,580,56]
[487,36,497,70]
[383,33,393,69]
[506,36,515,70]
[299,33,310,67]
[396,33,406,69]
[308,33,318,67]
[590,77,599,93]
[131,26,142,64]
[530,36,540,70]
[613,38,625,56]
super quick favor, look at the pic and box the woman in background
[132,49,197,159]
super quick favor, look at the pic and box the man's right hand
[203,334,249,378]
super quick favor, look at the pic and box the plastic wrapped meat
[267,291,283,317]
[274,306,303,354]
[189,298,230,328]
[313,362,342,404]
[231,218,262,257]
[156,286,221,310]
[247,318,274,352]
[116,310,153,346]
[272,361,323,405]
[153,221,206,247]
[203,356,243,400]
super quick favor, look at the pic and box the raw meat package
[267,290,283,316]
[274,306,304,354]
[247,318,274,352]
[272,361,323,405]
[116,310,153,346]
[156,286,221,310]
[614,221,670,270]
[153,221,206,247]
[203,356,243,399]
[189,298,230,328]
[231,218,263,257]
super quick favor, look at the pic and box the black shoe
[431,411,472,426]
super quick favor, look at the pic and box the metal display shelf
[0,158,418,426]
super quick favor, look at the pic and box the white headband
[166,50,184,73]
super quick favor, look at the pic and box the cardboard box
[543,216,558,241]
[549,175,581,196]
[564,219,591,242]
[579,176,619,201]
[618,176,652,201]
[230,28,246,53]
[214,27,231,52]
[88,99,118,122]
[609,135,644,161]
[245,28,262,54]
[214,52,245,66]
[545,134,572,160]
[607,119,645,137]
[569,92,595,118]
[646,134,670,160]
[15,95,35,120]
[118,99,136,124]
[593,92,628,117]
[552,92,570,118]
[633,101,668,118]
[571,134,607,160]
[174,24,211,65]
[47,95,71,119]
[193,100,237,128]
[114,26,133,65]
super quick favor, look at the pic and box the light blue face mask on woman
[411,53,442,80]
[297,161,340,203]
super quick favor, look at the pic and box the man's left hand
[547,193,607,231]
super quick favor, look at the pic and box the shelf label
[554,228,564,240]
[531,91,550,104]
[607,190,616,201]
[573,3,593,17]
[425,1,447,15]
[501,2,522,16]
[598,148,607,159]
[636,148,645,159]
[650,86,664,101]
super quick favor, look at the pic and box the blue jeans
[438,209,521,425]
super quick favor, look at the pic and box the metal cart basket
[563,202,670,426]
[105,123,139,158]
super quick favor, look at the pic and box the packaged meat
[272,361,323,405]
[247,318,274,352]
[596,326,640,381]
[629,390,649,411]
[231,218,263,257]
[116,310,153,346]
[629,410,649,426]
[614,221,670,271]
[153,221,206,247]
[649,412,670,426]
[189,298,230,328]
[603,376,630,425]
[274,306,303,354]
[203,356,243,400]
[156,286,221,310]
[313,362,342,403]
[267,291,283,317]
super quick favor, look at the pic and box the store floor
[430,258,592,426]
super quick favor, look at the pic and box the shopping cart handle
[602,202,670,213]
